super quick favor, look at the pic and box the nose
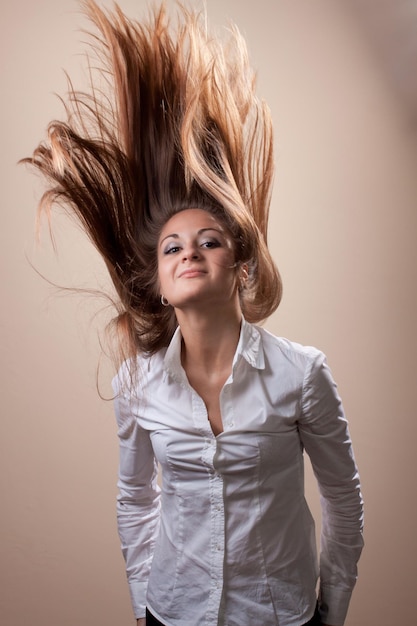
[182,243,201,261]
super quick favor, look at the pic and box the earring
[161,295,170,306]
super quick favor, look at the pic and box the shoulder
[256,326,339,407]
[257,324,325,371]
[111,349,168,438]
[112,348,167,397]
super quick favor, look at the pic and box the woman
[22,2,363,625]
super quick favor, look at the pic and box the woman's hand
[136,619,146,626]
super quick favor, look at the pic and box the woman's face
[157,208,239,311]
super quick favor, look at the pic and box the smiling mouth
[179,269,206,278]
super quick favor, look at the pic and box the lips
[178,268,206,278]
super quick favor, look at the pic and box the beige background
[2,0,416,624]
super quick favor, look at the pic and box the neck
[175,305,242,377]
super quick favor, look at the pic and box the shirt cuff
[319,585,353,626]
[129,581,148,619]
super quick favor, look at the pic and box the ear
[238,263,249,291]
[240,263,249,281]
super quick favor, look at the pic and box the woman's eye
[164,245,181,254]
[201,239,220,248]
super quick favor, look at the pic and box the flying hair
[21,0,282,366]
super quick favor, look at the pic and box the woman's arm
[298,352,364,626]
[113,373,161,621]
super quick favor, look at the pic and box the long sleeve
[113,379,161,619]
[298,352,364,626]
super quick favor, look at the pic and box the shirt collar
[234,317,265,370]
[163,317,265,383]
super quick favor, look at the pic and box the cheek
[156,265,163,292]
[156,258,171,293]
[219,249,237,272]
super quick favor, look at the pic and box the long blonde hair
[22,0,282,365]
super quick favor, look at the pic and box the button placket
[206,468,225,623]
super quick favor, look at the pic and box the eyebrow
[159,227,224,248]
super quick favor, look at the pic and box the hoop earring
[161,295,170,307]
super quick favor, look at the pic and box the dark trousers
[146,609,164,625]
[304,604,322,625]
[146,605,322,625]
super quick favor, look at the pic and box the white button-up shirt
[113,319,363,626]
